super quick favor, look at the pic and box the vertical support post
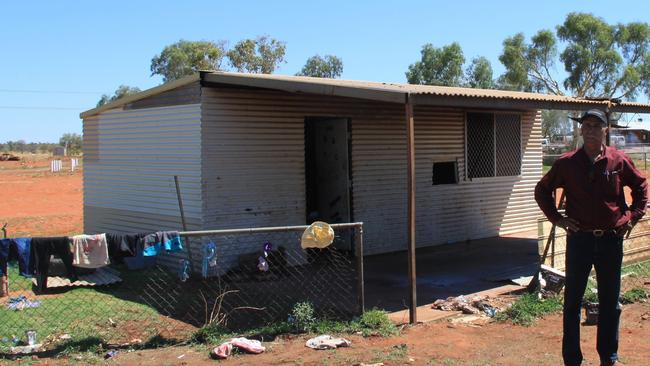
[174,176,195,273]
[355,224,365,315]
[405,100,417,324]
[1,223,7,297]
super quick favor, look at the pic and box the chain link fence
[538,212,650,300]
[0,223,363,355]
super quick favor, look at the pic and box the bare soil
[2,156,650,365]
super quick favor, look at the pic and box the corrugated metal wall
[200,86,542,257]
[83,102,203,267]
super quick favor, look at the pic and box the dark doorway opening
[304,117,352,246]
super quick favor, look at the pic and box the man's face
[580,117,608,149]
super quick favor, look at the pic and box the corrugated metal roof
[81,71,650,118]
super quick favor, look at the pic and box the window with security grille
[467,112,494,178]
[466,112,521,179]
[496,114,521,176]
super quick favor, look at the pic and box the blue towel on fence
[142,231,183,257]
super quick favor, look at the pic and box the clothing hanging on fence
[202,242,217,278]
[69,234,110,269]
[105,233,140,262]
[142,231,183,257]
[0,238,32,277]
[29,237,78,291]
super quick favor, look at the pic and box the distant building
[611,128,650,145]
[53,146,66,156]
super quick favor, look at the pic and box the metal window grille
[466,112,495,179]
[495,114,522,177]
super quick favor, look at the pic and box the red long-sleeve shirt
[535,145,648,230]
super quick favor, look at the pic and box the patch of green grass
[621,288,649,304]
[496,293,563,326]
[543,164,552,174]
[191,306,399,346]
[1,265,178,353]
[622,260,650,277]
[387,343,408,360]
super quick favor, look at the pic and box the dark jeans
[563,231,623,366]
[29,237,78,292]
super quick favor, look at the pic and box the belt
[578,229,617,237]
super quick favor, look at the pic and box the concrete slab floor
[363,232,539,312]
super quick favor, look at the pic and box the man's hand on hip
[557,217,580,232]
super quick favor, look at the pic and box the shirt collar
[578,144,611,164]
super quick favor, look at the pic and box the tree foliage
[465,56,494,89]
[498,13,650,100]
[96,85,142,107]
[0,141,58,154]
[541,110,571,139]
[59,133,82,155]
[406,43,465,86]
[151,40,226,82]
[227,35,286,74]
[296,54,343,78]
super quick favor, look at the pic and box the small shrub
[192,323,230,344]
[621,288,649,304]
[583,279,599,303]
[496,293,563,326]
[358,308,398,337]
[289,301,316,332]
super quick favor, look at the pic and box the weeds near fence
[191,303,398,346]
[621,288,649,304]
[496,293,563,326]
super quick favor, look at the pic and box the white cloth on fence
[70,233,110,268]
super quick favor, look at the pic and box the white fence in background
[50,160,62,172]
[50,159,81,173]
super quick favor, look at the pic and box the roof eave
[79,74,201,119]
[202,72,406,104]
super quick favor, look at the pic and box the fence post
[1,223,6,297]
[355,224,365,315]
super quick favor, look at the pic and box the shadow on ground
[364,234,539,312]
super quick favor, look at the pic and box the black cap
[569,109,608,126]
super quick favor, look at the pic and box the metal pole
[1,223,7,297]
[355,224,365,315]
[405,99,417,324]
[179,222,364,237]
[174,175,195,273]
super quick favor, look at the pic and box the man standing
[535,109,647,366]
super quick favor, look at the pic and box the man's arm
[622,156,648,223]
[535,161,565,225]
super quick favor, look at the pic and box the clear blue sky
[2,0,649,142]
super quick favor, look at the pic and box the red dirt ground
[0,155,83,238]
[2,156,650,365]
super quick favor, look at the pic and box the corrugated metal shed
[80,72,650,263]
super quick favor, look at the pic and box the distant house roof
[81,71,650,118]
